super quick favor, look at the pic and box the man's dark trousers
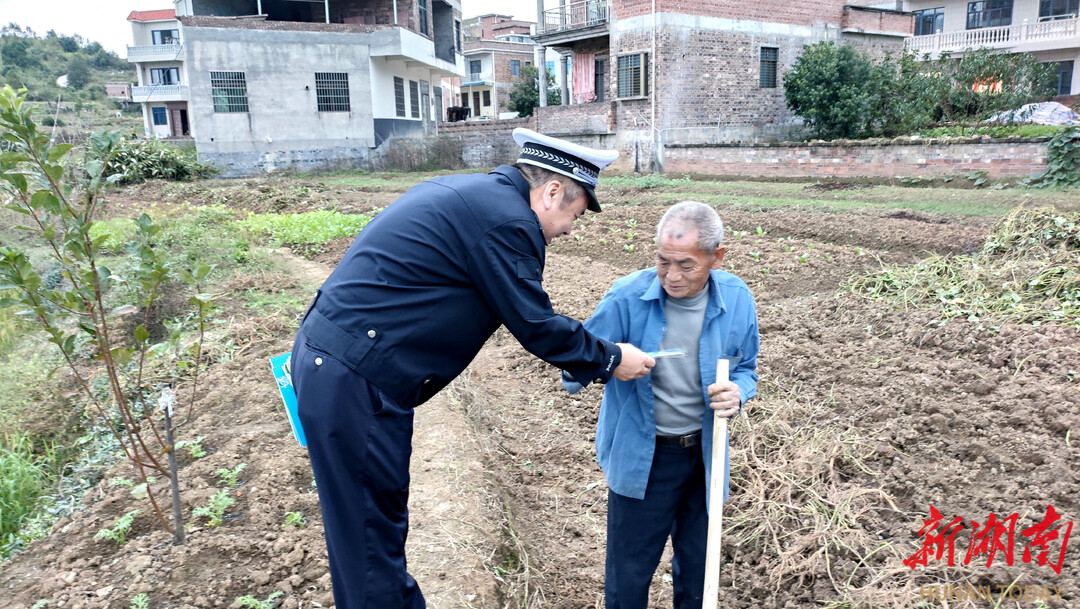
[293,330,425,609]
[605,442,709,609]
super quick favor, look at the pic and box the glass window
[469,59,482,77]
[759,47,778,89]
[315,72,350,112]
[210,71,247,113]
[152,29,179,45]
[410,80,420,118]
[152,107,167,126]
[1039,0,1079,20]
[1051,60,1074,95]
[395,77,406,117]
[150,67,179,85]
[419,0,429,36]
[482,90,491,106]
[967,0,1013,29]
[913,8,945,35]
[617,53,647,98]
[511,59,521,76]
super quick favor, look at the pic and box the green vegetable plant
[283,511,306,530]
[216,463,247,488]
[236,591,283,609]
[192,489,234,526]
[94,509,139,545]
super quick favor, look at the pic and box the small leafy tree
[507,65,562,118]
[783,41,878,140]
[65,57,91,90]
[0,85,212,545]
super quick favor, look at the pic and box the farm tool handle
[703,358,729,609]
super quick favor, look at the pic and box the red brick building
[532,0,913,171]
[458,14,538,119]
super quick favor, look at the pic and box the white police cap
[513,128,619,212]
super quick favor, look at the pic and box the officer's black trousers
[605,442,709,609]
[293,331,425,609]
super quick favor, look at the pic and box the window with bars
[967,0,1013,29]
[410,80,420,118]
[419,0,429,36]
[617,52,648,98]
[1039,0,1079,20]
[913,7,945,35]
[394,77,406,117]
[760,47,778,88]
[210,71,248,113]
[315,72,350,112]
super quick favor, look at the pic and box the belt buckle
[679,433,696,448]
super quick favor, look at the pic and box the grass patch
[916,124,1064,139]
[844,206,1080,329]
[88,217,139,253]
[0,435,49,556]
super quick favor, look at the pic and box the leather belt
[655,430,702,448]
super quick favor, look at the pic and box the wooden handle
[703,358,729,609]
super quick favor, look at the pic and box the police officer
[291,128,656,609]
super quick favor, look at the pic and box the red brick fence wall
[659,137,1050,179]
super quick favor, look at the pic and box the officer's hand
[708,380,740,417]
[613,343,655,381]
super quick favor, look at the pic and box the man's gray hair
[656,201,724,252]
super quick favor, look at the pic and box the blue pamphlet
[270,352,307,447]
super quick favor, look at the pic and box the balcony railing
[127,42,183,61]
[131,85,189,102]
[541,0,608,35]
[464,71,493,84]
[907,16,1079,54]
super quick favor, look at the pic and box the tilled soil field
[1,179,1077,609]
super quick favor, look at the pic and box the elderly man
[291,128,656,609]
[565,201,759,609]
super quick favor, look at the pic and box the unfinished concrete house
[127,0,465,175]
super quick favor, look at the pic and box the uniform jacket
[299,166,621,408]
[570,268,759,503]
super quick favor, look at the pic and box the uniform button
[595,378,602,383]
[367,330,377,339]
[315,357,323,366]
[423,378,431,384]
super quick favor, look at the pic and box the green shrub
[0,435,48,550]
[103,138,217,185]
[783,42,878,140]
[917,124,1064,139]
[1025,126,1080,189]
[88,216,138,253]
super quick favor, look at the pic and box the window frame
[1039,0,1079,20]
[1051,60,1074,95]
[150,67,180,85]
[210,71,248,113]
[482,89,491,107]
[315,72,350,112]
[419,0,429,36]
[616,52,648,99]
[966,0,1013,30]
[152,29,179,45]
[759,47,779,89]
[409,80,421,118]
[151,106,168,126]
[394,76,406,117]
[913,7,946,35]
[511,59,521,77]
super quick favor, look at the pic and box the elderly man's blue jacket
[298,166,621,408]
[569,268,759,503]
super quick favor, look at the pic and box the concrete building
[126,0,465,175]
[530,0,913,172]
[459,14,536,119]
[904,0,1078,96]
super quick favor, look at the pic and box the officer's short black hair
[514,163,585,207]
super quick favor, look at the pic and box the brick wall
[613,0,846,27]
[660,139,1049,179]
[536,102,617,135]
[841,6,913,35]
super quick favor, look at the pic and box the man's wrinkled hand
[708,380,740,417]
[613,343,655,381]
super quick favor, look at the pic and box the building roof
[127,9,177,22]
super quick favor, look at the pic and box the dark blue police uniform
[292,165,622,608]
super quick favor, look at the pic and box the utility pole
[536,0,547,107]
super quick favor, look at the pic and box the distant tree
[66,56,90,89]
[83,41,103,55]
[58,36,79,53]
[1,38,32,69]
[2,68,24,90]
[507,65,562,118]
[783,41,878,140]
